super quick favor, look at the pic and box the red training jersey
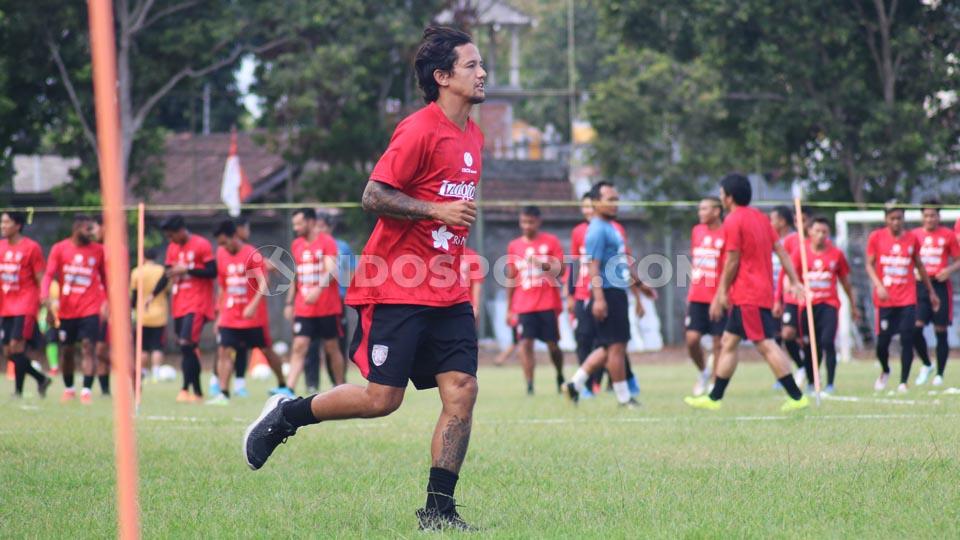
[42,239,106,319]
[723,206,779,309]
[216,243,267,329]
[166,234,216,319]
[866,227,920,307]
[291,233,341,318]
[791,241,849,308]
[912,226,959,278]
[507,232,564,314]
[571,220,627,301]
[687,223,726,304]
[0,236,44,317]
[346,102,484,308]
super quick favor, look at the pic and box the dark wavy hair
[414,26,473,103]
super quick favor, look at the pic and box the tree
[251,0,445,232]
[9,0,289,185]
[592,0,960,203]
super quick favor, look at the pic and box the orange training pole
[793,196,822,404]
[87,0,141,538]
[135,203,145,412]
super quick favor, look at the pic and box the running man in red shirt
[505,205,565,394]
[41,214,107,404]
[156,215,217,402]
[685,174,809,411]
[0,211,52,397]
[685,197,725,396]
[910,198,960,387]
[207,220,289,405]
[791,217,860,393]
[866,205,939,392]
[284,208,345,392]
[243,26,485,531]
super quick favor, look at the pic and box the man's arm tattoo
[361,181,435,221]
[434,415,472,473]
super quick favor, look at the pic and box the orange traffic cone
[6,359,14,381]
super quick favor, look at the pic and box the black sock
[425,467,458,513]
[785,340,803,370]
[549,346,564,380]
[64,371,75,388]
[12,357,26,394]
[913,327,931,366]
[779,375,803,400]
[98,374,110,394]
[234,348,248,378]
[82,375,94,390]
[900,329,915,385]
[709,377,730,401]
[936,331,949,376]
[14,353,44,383]
[281,395,320,428]
[221,389,230,399]
[181,345,202,396]
[824,346,837,386]
[877,333,892,373]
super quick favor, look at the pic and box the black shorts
[174,312,209,345]
[218,326,267,350]
[59,315,100,345]
[517,310,560,343]
[780,303,801,329]
[685,301,726,337]
[573,299,595,339]
[800,304,839,347]
[293,316,342,340]
[141,326,166,352]
[1,315,37,345]
[350,302,477,390]
[726,305,777,342]
[876,305,916,337]
[588,288,631,347]
[917,281,951,327]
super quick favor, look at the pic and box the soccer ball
[251,363,273,381]
[157,365,177,382]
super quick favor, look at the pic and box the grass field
[3,358,960,539]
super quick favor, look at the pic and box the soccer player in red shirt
[685,197,725,396]
[910,198,960,386]
[791,217,860,392]
[41,214,107,404]
[284,208,345,392]
[685,174,809,411]
[157,215,217,402]
[89,215,112,396]
[866,205,939,392]
[770,205,806,381]
[505,205,565,394]
[206,220,289,405]
[243,26,485,531]
[0,211,52,397]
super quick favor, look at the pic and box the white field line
[821,394,940,406]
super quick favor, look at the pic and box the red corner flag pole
[87,0,141,538]
[135,203,145,413]
[793,192,822,405]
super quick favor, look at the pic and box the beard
[468,94,486,104]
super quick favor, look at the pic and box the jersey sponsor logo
[372,344,389,366]
[431,225,455,251]
[461,152,477,174]
[438,180,477,200]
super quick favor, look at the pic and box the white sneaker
[915,364,934,386]
[932,375,944,386]
[897,383,908,394]
[874,372,890,392]
[205,393,230,406]
[794,369,807,387]
[692,368,711,397]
